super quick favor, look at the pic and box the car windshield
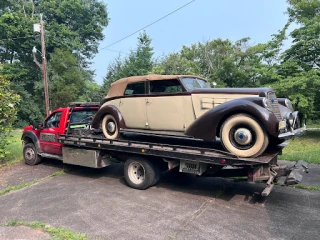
[181,77,211,90]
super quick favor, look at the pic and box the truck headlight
[285,99,294,110]
[262,97,272,111]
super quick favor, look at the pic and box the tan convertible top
[106,74,207,98]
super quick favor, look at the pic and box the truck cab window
[70,110,97,124]
[45,112,62,128]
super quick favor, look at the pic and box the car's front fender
[185,98,279,140]
[21,131,42,153]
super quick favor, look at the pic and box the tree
[0,62,44,126]
[260,0,320,119]
[102,31,154,93]
[0,0,108,125]
[0,66,20,159]
[48,49,88,109]
[153,38,263,88]
[0,0,109,64]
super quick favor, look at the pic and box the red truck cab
[22,103,99,165]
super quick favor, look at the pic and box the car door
[146,79,194,132]
[39,111,64,155]
[118,81,148,129]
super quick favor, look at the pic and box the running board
[39,153,63,161]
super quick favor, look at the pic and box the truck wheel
[124,158,159,190]
[220,114,269,158]
[23,143,42,165]
[101,114,119,139]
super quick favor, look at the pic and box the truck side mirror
[38,123,44,129]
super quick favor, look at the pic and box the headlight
[285,99,294,110]
[262,97,272,111]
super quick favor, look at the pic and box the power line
[0,34,127,55]
[99,0,195,51]
[0,35,34,41]
[104,48,129,54]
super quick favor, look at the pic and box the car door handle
[146,99,151,105]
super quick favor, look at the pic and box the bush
[0,75,20,159]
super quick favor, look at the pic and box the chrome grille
[267,92,282,120]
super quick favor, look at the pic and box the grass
[4,220,87,240]
[0,181,36,196]
[293,184,320,192]
[0,169,65,196]
[307,124,320,129]
[279,130,320,164]
[1,130,23,167]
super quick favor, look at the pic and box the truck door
[39,111,64,155]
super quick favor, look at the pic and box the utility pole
[33,14,50,116]
[40,14,50,117]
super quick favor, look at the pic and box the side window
[124,82,145,95]
[149,80,184,94]
[45,112,62,128]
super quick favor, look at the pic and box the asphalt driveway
[0,159,319,240]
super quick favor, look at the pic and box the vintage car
[92,74,306,158]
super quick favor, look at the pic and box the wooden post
[40,14,50,116]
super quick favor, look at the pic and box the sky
[92,0,292,85]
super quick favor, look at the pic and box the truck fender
[91,104,126,129]
[21,131,42,153]
[185,98,279,141]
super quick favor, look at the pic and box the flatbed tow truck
[22,103,309,196]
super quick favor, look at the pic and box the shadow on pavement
[41,157,268,204]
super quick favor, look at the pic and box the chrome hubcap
[107,121,116,133]
[234,128,252,145]
[128,162,145,185]
[25,148,35,160]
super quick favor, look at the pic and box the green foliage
[0,62,45,125]
[1,131,23,165]
[102,31,154,93]
[279,130,320,164]
[0,0,109,63]
[48,48,88,109]
[5,220,88,240]
[153,38,264,88]
[0,0,107,126]
[0,73,20,159]
[270,0,320,118]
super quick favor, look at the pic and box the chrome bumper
[278,124,307,140]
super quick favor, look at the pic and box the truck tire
[23,143,42,165]
[220,114,269,158]
[124,158,159,190]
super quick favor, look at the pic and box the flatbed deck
[58,133,283,166]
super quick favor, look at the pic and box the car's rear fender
[185,98,279,140]
[91,104,126,129]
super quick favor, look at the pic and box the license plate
[278,120,286,130]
